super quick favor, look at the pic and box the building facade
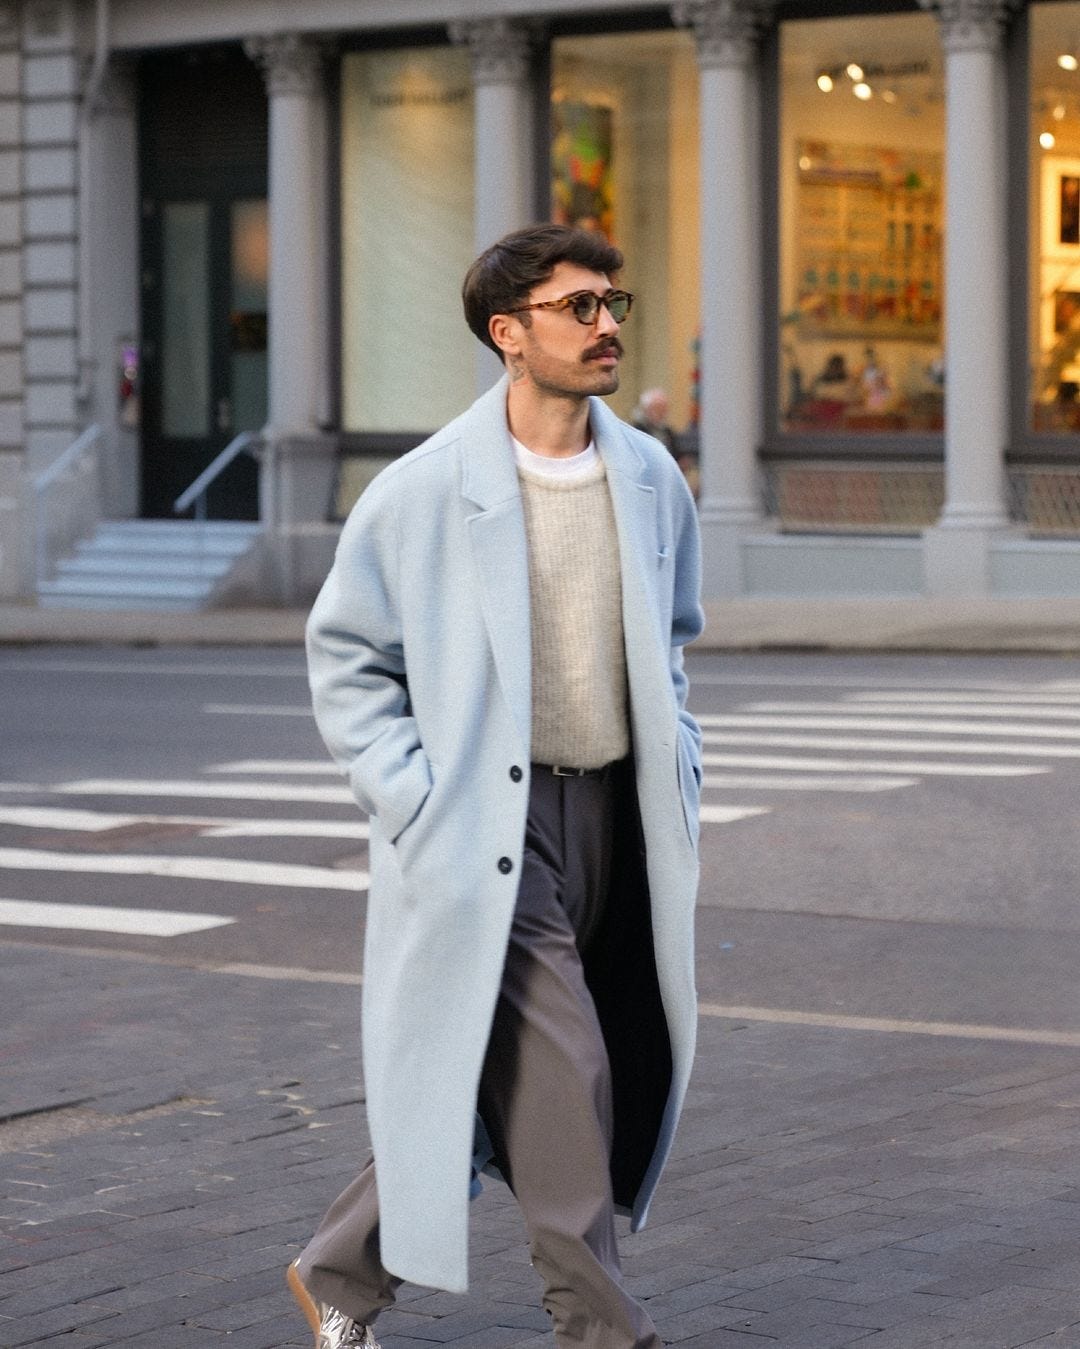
[6,0,1080,605]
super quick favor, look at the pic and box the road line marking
[850,690,1080,706]
[202,821,368,839]
[0,660,306,677]
[0,899,234,937]
[749,700,1080,721]
[697,713,1080,739]
[205,703,311,717]
[53,779,357,803]
[8,933,1080,1046]
[699,753,1045,777]
[688,674,1079,691]
[208,759,338,774]
[700,732,1080,757]
[701,774,916,792]
[0,848,368,891]
[699,805,771,823]
[698,1002,1080,1048]
[0,806,368,839]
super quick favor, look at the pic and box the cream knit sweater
[517,457,629,769]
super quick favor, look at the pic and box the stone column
[450,18,534,393]
[674,0,768,597]
[246,33,336,602]
[919,0,1014,595]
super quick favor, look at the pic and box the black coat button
[509,765,522,782]
[498,856,513,875]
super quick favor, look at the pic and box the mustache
[582,338,623,362]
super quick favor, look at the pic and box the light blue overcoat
[306,375,703,1294]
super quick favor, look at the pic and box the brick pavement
[4,944,1080,1347]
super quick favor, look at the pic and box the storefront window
[340,46,475,433]
[550,30,700,440]
[1029,3,1080,434]
[778,13,944,436]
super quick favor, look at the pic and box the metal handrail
[173,430,261,521]
[33,423,102,588]
[33,423,101,493]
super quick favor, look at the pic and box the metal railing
[32,423,102,587]
[173,430,262,521]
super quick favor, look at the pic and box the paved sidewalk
[6,596,1080,652]
[4,943,1080,1347]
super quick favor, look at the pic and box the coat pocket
[674,732,701,851]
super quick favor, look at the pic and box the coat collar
[457,376,650,505]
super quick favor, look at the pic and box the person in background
[632,386,699,499]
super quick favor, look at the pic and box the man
[632,387,699,500]
[289,224,703,1349]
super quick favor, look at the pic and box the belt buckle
[551,765,584,777]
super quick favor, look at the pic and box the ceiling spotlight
[881,89,898,104]
[853,82,872,100]
[816,73,834,92]
[1041,130,1057,149]
[1059,53,1079,71]
[1054,103,1068,120]
[798,154,812,171]
[846,62,865,81]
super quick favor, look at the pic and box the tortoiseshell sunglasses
[507,289,634,326]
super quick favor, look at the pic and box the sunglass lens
[607,294,630,322]
[572,294,600,324]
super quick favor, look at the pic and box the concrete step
[54,554,238,579]
[39,519,263,611]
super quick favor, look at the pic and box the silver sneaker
[287,1261,381,1348]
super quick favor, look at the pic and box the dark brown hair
[462,224,624,355]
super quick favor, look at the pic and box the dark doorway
[139,46,268,520]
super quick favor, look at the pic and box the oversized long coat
[306,374,704,1294]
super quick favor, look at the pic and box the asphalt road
[3,645,1080,1038]
[7,645,1080,1348]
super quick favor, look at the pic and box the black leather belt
[535,762,610,778]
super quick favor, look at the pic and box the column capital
[672,0,772,70]
[916,0,1017,54]
[448,17,535,86]
[245,32,325,97]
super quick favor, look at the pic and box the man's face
[500,262,624,400]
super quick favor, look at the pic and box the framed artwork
[551,99,614,240]
[1041,158,1080,257]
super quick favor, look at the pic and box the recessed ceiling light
[881,89,897,104]
[846,63,865,81]
[853,82,872,100]
[1041,130,1057,149]
[1059,53,1079,71]
[817,73,834,92]
[1054,103,1068,120]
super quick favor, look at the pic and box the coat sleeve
[669,475,704,786]
[305,476,432,843]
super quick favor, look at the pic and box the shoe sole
[287,1261,321,1343]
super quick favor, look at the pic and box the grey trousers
[297,762,663,1349]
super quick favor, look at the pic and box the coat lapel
[461,377,532,754]
[590,399,664,650]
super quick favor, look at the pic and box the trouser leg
[295,1156,401,1326]
[477,768,662,1349]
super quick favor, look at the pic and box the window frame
[761,0,946,467]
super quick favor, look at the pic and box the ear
[488,313,523,362]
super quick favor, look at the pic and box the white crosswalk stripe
[2,675,1075,941]
[0,806,369,838]
[0,846,368,891]
[690,680,1076,820]
[0,899,234,937]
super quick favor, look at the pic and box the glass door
[141,193,267,519]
